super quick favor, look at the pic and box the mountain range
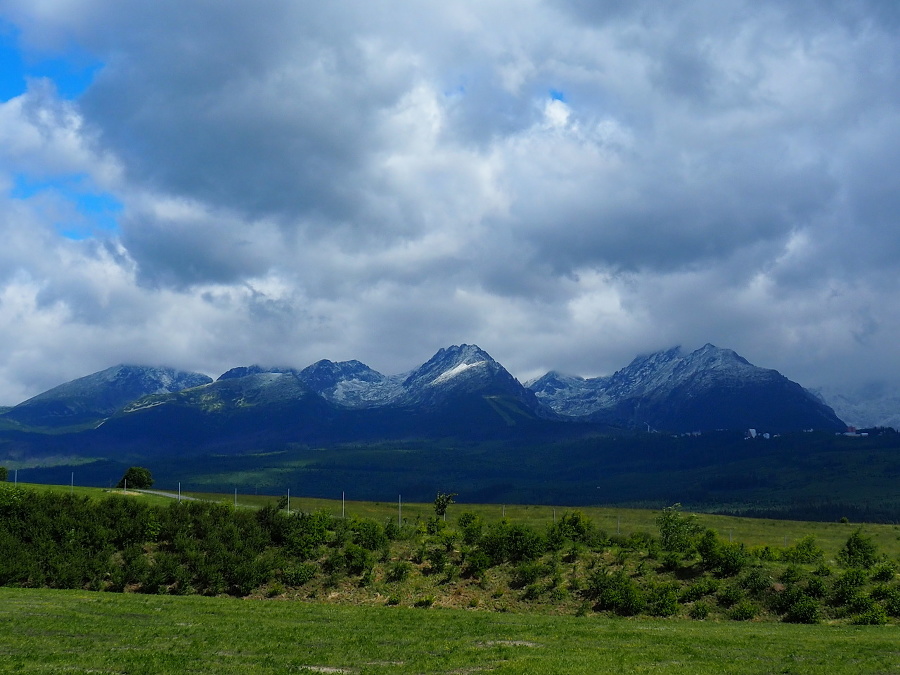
[0,343,844,448]
[6,344,900,519]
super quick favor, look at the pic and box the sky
[1,0,899,405]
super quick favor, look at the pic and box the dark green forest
[11,428,900,522]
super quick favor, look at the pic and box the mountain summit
[3,365,212,428]
[527,344,845,433]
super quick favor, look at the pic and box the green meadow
[2,482,899,674]
[1,587,898,674]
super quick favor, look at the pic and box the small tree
[0,466,8,482]
[117,466,153,490]
[656,503,702,553]
[838,528,879,569]
[433,491,457,521]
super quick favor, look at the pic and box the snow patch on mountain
[430,360,488,386]
[814,384,900,429]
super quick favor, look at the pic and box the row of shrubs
[0,486,897,623]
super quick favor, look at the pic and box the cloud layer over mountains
[1,1,899,403]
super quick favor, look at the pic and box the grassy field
[1,587,898,674]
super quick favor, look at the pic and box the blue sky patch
[0,23,102,101]
[11,173,122,240]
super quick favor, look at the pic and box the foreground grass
[1,587,897,674]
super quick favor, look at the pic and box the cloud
[0,0,900,404]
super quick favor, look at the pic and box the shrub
[741,568,772,595]
[342,543,375,576]
[646,583,680,617]
[284,511,331,560]
[871,561,897,582]
[116,467,153,489]
[852,605,888,625]
[512,561,544,588]
[586,569,646,616]
[424,547,447,575]
[480,521,545,565]
[386,561,413,583]
[689,601,710,620]
[656,504,702,553]
[463,550,492,578]
[625,531,655,551]
[831,568,867,606]
[522,583,544,601]
[838,529,879,570]
[727,600,757,621]
[283,562,317,586]
[805,576,827,599]
[779,565,803,584]
[697,529,748,577]
[781,535,824,564]
[547,510,597,550]
[883,588,900,617]
[783,596,820,624]
[458,512,484,546]
[352,518,388,552]
[717,584,744,608]
[769,584,806,615]
[680,576,719,602]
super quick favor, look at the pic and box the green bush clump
[586,569,646,616]
[656,504,702,553]
[716,584,744,608]
[511,561,545,588]
[805,576,828,599]
[351,518,388,552]
[779,565,803,584]
[646,583,680,617]
[679,576,719,602]
[783,596,820,624]
[741,568,772,595]
[727,600,757,621]
[882,588,900,617]
[547,510,601,551]
[780,535,824,564]
[851,605,888,625]
[697,530,748,577]
[462,550,491,579]
[870,561,897,582]
[831,568,867,606]
[414,595,435,608]
[689,601,710,620]
[838,529,879,570]
[283,562,317,586]
[386,560,413,583]
[479,521,545,565]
